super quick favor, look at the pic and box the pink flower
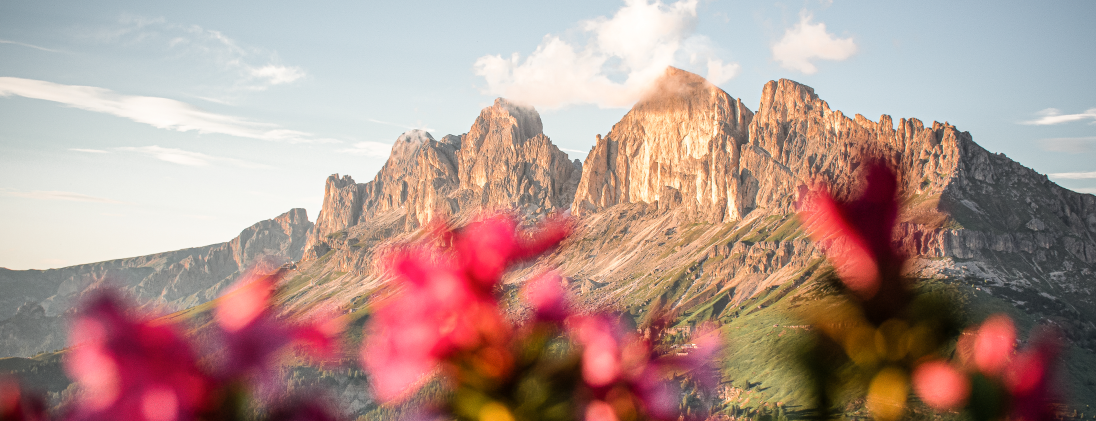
[912,360,970,410]
[65,291,211,421]
[0,376,47,421]
[584,400,619,421]
[522,272,570,322]
[361,213,569,403]
[799,162,904,301]
[573,316,627,387]
[972,314,1016,376]
[1005,332,1061,421]
[571,316,713,421]
[214,268,344,381]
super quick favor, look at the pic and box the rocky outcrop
[304,100,582,259]
[573,67,753,222]
[0,208,314,357]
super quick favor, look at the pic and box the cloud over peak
[772,13,857,74]
[474,0,739,109]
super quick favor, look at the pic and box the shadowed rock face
[303,99,582,259]
[0,208,313,357]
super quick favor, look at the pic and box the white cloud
[116,145,271,169]
[1022,108,1096,125]
[474,0,738,109]
[1039,136,1096,153]
[70,148,109,153]
[0,39,66,53]
[0,77,336,143]
[772,13,857,74]
[339,141,392,158]
[558,147,590,156]
[1049,171,1096,180]
[1074,187,1096,194]
[0,189,127,204]
[247,65,305,86]
[93,16,305,92]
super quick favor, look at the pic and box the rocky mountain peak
[302,98,582,259]
[491,98,544,143]
[573,66,753,222]
[389,129,433,169]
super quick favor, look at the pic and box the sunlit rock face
[303,99,582,259]
[572,67,754,222]
[454,98,581,219]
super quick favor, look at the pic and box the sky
[1,0,1094,270]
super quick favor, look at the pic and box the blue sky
[1,0,1094,270]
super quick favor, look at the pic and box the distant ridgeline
[3,67,1095,414]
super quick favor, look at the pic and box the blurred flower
[0,376,47,421]
[585,400,619,421]
[800,162,904,303]
[1005,331,1061,421]
[522,272,570,322]
[361,213,569,403]
[215,269,344,381]
[972,314,1016,377]
[65,291,211,421]
[912,360,969,410]
[866,367,908,421]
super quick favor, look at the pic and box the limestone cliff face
[573,67,753,222]
[304,99,581,260]
[455,99,580,216]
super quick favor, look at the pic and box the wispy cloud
[69,148,110,153]
[115,145,270,169]
[1049,171,1096,179]
[339,141,392,158]
[1074,187,1096,195]
[558,147,589,155]
[0,189,128,204]
[1022,108,1096,125]
[1039,136,1096,153]
[474,0,739,109]
[0,77,337,143]
[0,39,67,53]
[771,12,857,74]
[92,16,305,92]
[366,118,435,132]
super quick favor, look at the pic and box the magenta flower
[912,360,970,410]
[65,291,212,421]
[361,213,569,403]
[214,269,344,381]
[1005,331,1061,421]
[0,376,48,421]
[571,316,719,421]
[800,162,904,302]
[522,271,570,323]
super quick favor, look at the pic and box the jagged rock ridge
[304,99,582,259]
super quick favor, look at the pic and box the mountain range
[2,67,1094,415]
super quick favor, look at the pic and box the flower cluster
[360,213,721,421]
[912,314,1062,421]
[798,160,1062,421]
[4,265,345,421]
